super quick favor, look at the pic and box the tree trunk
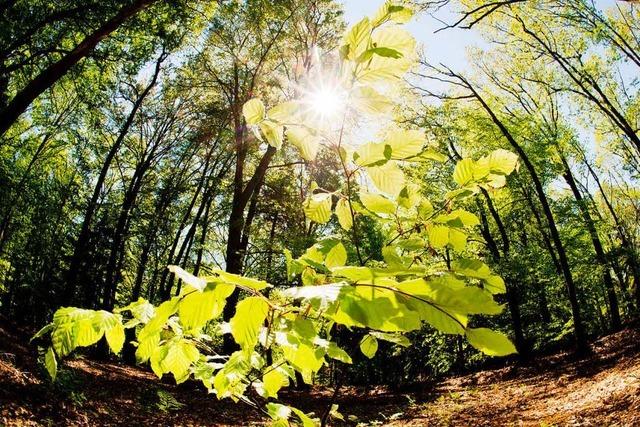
[222,144,277,354]
[559,153,621,330]
[64,53,163,307]
[462,80,588,353]
[581,154,640,309]
[0,0,158,135]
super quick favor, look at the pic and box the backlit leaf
[466,328,517,356]
[335,198,353,231]
[359,334,378,358]
[304,193,332,224]
[242,98,265,125]
[230,297,269,353]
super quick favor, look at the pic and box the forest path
[1,319,639,426]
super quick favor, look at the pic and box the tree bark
[559,153,621,330]
[64,52,164,308]
[0,0,158,135]
[459,77,588,353]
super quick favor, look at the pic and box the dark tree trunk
[222,143,276,354]
[64,53,163,308]
[581,155,640,309]
[461,79,588,353]
[559,153,621,330]
[0,0,158,135]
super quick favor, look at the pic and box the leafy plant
[33,2,519,424]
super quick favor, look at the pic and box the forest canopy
[0,0,639,425]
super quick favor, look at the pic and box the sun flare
[308,86,344,118]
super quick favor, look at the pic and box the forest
[0,0,639,425]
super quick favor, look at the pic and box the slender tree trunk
[462,79,588,353]
[103,158,150,310]
[559,153,621,330]
[193,193,213,277]
[0,0,158,135]
[158,147,215,299]
[222,141,276,354]
[581,155,640,309]
[64,53,163,307]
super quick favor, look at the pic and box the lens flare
[308,85,344,119]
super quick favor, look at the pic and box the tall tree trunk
[64,53,163,307]
[102,158,150,310]
[222,141,277,354]
[158,146,215,299]
[0,0,158,135]
[193,193,214,277]
[580,154,640,309]
[449,139,527,355]
[458,77,588,353]
[559,153,621,330]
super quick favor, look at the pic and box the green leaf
[453,158,475,186]
[160,339,200,381]
[359,335,378,358]
[466,327,517,356]
[449,228,467,252]
[452,259,492,279]
[266,403,291,423]
[385,129,426,159]
[31,324,53,342]
[290,407,318,427]
[230,297,269,353]
[343,17,371,60]
[367,162,405,196]
[325,242,347,268]
[372,2,414,26]
[268,101,299,123]
[286,126,319,161]
[282,341,325,381]
[353,142,389,167]
[360,47,403,61]
[105,322,125,354]
[326,342,352,364]
[335,198,353,231]
[208,268,268,291]
[435,209,480,228]
[178,283,235,332]
[370,331,410,347]
[487,149,519,175]
[45,347,57,381]
[261,368,289,399]
[118,298,155,323]
[179,290,217,332]
[359,191,396,215]
[51,308,88,356]
[352,86,393,114]
[428,225,449,249]
[259,120,283,149]
[358,27,415,82]
[304,193,332,224]
[484,275,507,294]
[74,318,102,347]
[242,98,265,125]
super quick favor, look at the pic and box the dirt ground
[1,319,639,426]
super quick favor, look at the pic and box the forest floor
[1,319,639,427]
